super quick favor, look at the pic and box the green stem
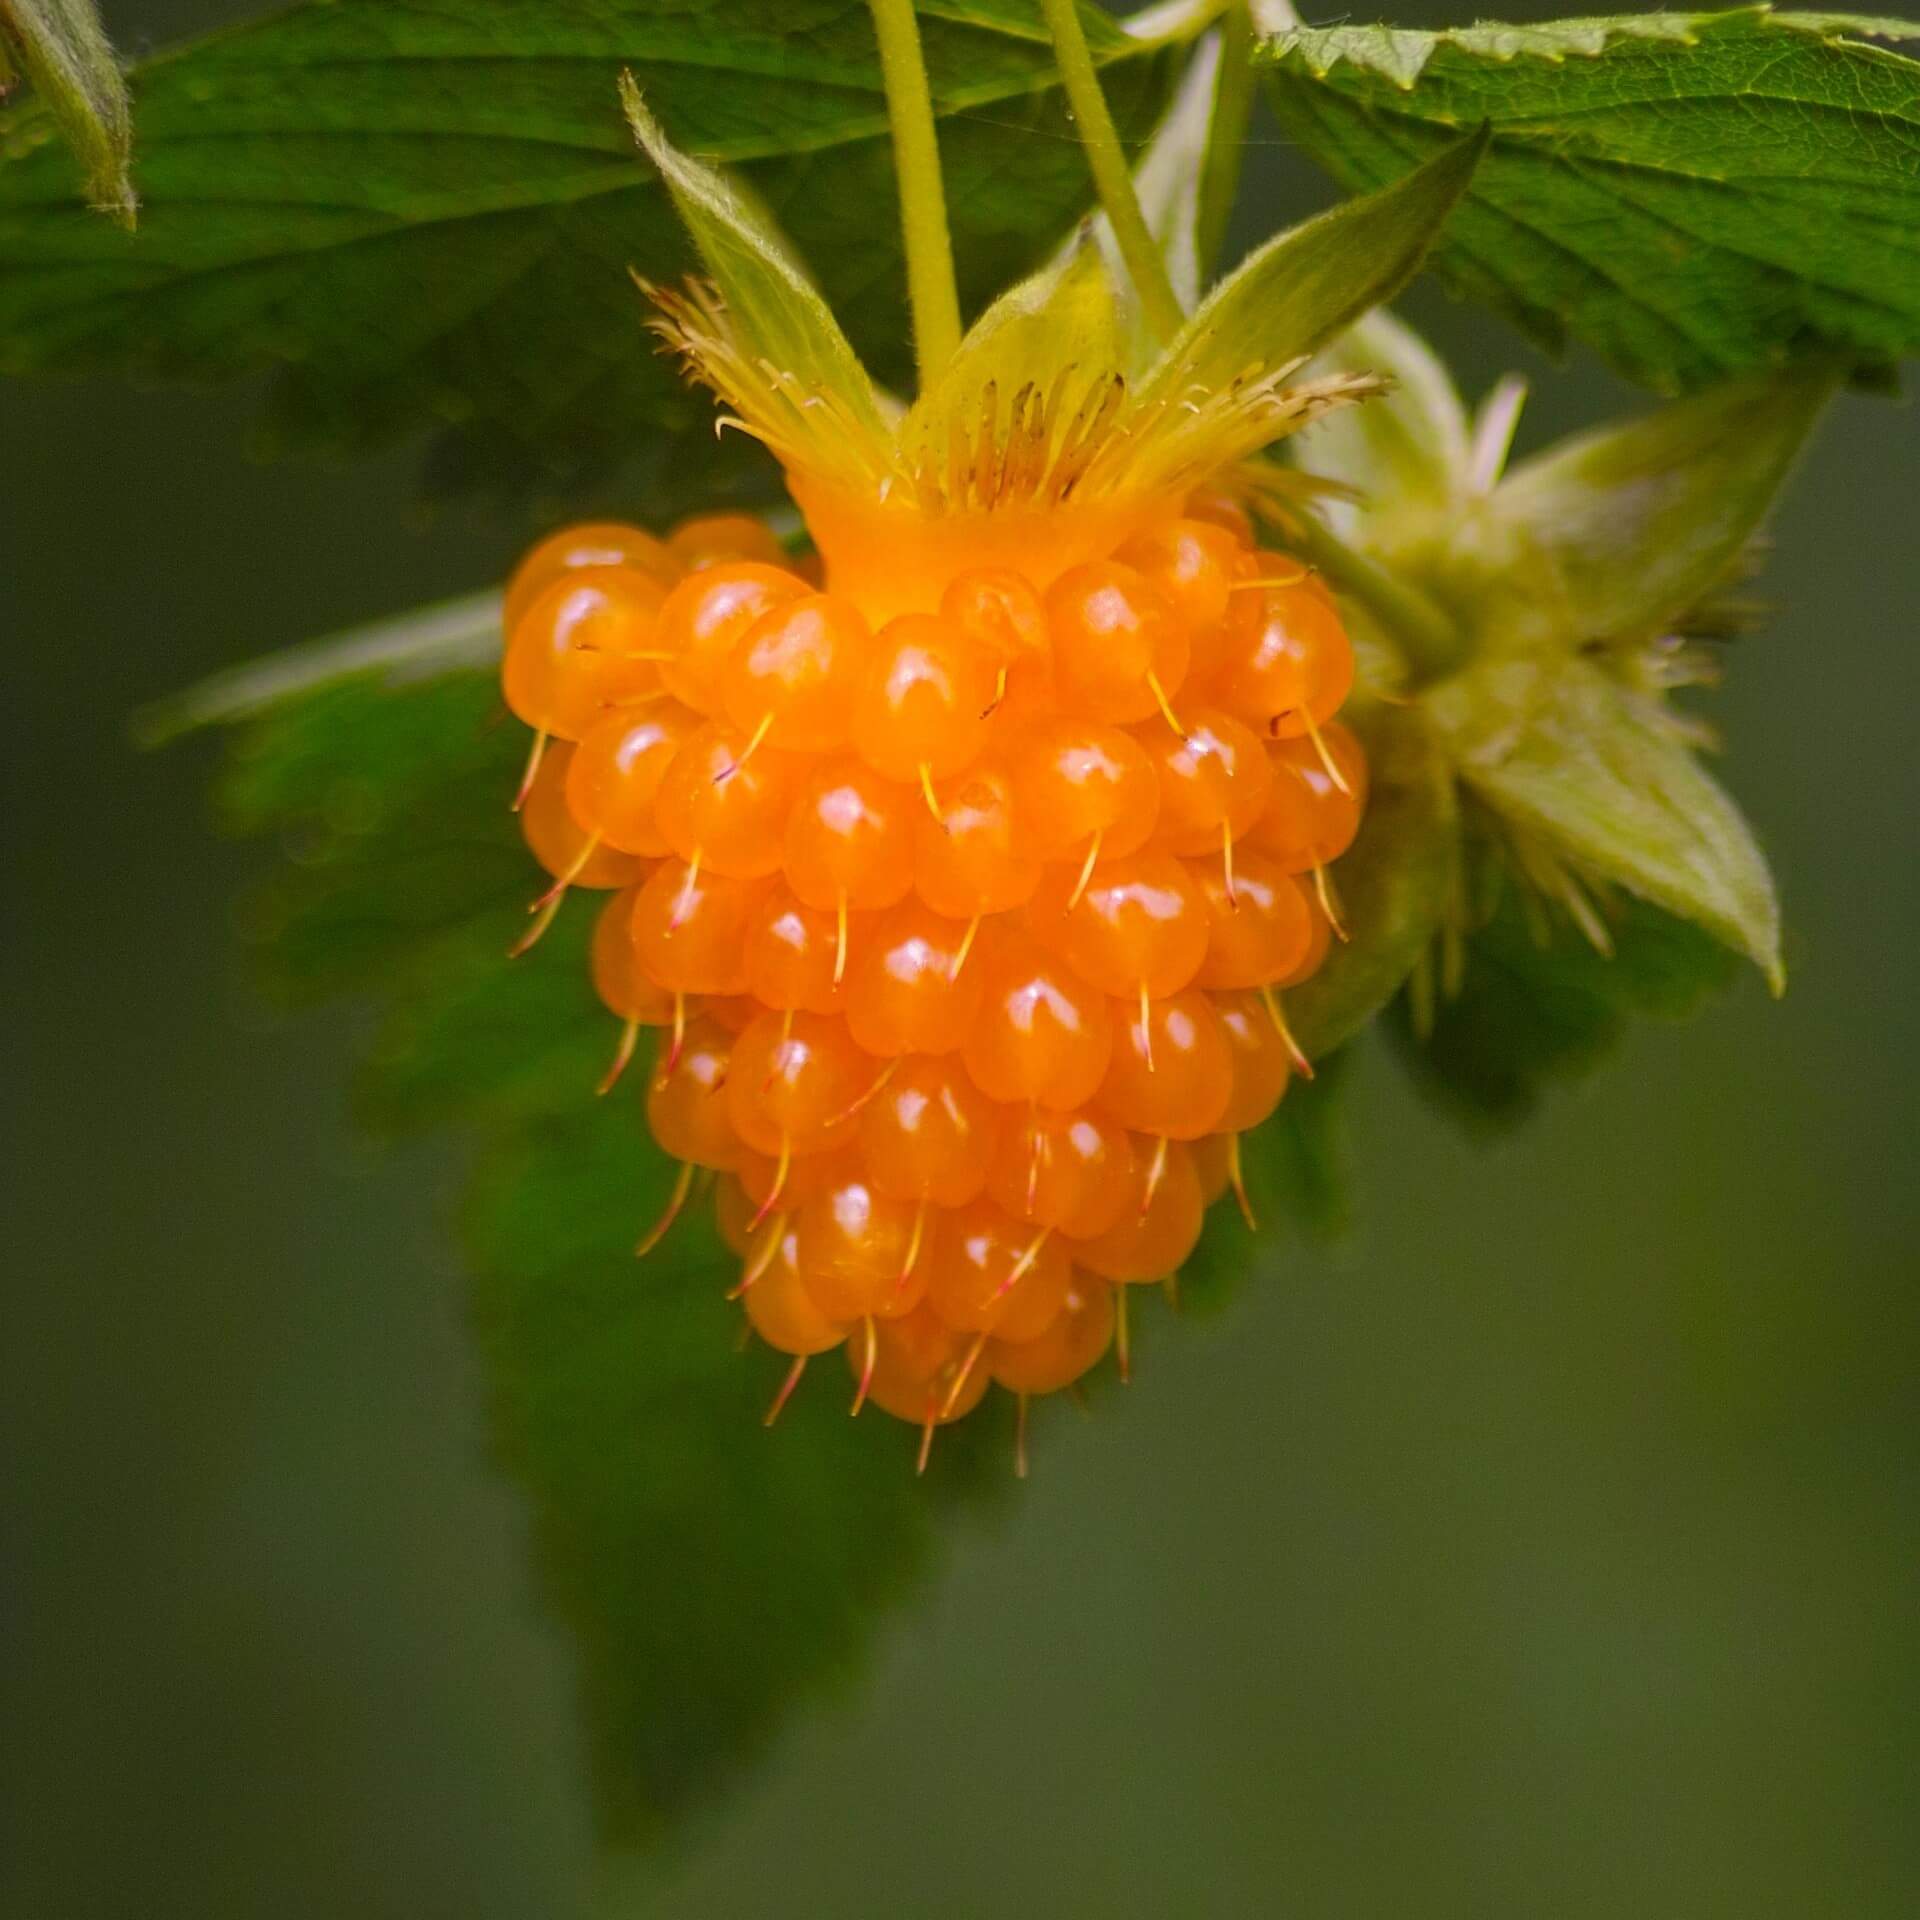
[867,0,964,387]
[1282,512,1469,686]
[1194,2,1256,280]
[1039,0,1187,345]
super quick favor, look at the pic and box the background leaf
[0,0,134,225]
[1386,877,1739,1130]
[0,0,1178,504]
[214,665,1009,1843]
[1260,9,1920,394]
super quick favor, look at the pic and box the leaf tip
[615,68,656,154]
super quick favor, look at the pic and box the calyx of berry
[622,75,1479,616]
[1292,312,1836,987]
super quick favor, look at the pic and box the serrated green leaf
[0,0,1178,500]
[1287,707,1460,1059]
[211,664,1007,1844]
[1459,660,1782,983]
[0,0,133,226]
[1137,125,1484,410]
[1492,369,1833,640]
[1386,879,1738,1130]
[1259,8,1920,393]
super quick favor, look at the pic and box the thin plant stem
[1194,2,1257,280]
[867,0,963,386]
[1038,0,1187,345]
[1286,515,1470,686]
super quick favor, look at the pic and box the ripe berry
[1114,518,1238,635]
[631,859,762,997]
[942,570,1051,722]
[1249,722,1369,871]
[726,1008,870,1159]
[655,562,805,714]
[913,760,1038,918]
[504,570,668,741]
[859,1054,997,1207]
[519,743,640,889]
[1098,988,1234,1141]
[924,1200,1072,1342]
[1214,990,1293,1132]
[795,1175,931,1322]
[742,1220,849,1356]
[786,757,916,919]
[744,884,856,1016]
[986,1107,1135,1240]
[1010,720,1159,867]
[1211,569,1353,738]
[668,511,790,572]
[845,897,985,1057]
[654,721,800,879]
[851,612,995,787]
[504,523,680,637]
[1029,848,1208,1001]
[590,889,676,1038]
[1046,561,1189,726]
[567,703,697,857]
[1190,852,1315,990]
[963,932,1114,1111]
[647,1017,744,1171]
[723,592,871,753]
[987,1272,1115,1394]
[1074,1139,1205,1284]
[1136,708,1273,857]
[502,488,1367,1455]
[851,1303,990,1427]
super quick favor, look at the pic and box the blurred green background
[5,3,1917,1915]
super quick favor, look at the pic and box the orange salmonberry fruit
[501,494,1365,1466]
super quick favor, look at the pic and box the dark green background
[5,4,1916,1914]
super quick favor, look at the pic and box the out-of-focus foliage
[1387,880,1739,1130]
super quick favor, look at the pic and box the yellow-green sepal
[1300,307,1471,523]
[0,0,135,226]
[1136,127,1485,412]
[897,237,1124,474]
[1492,369,1836,645]
[1457,662,1784,989]
[619,76,893,452]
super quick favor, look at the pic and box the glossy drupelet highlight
[501,502,1363,1467]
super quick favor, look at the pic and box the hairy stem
[867,0,963,387]
[1039,0,1188,344]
